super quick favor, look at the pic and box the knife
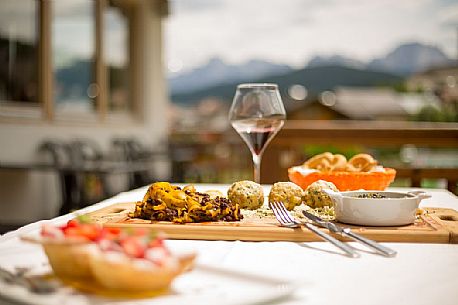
[302,210,397,257]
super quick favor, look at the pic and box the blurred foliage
[390,178,411,187]
[301,145,363,159]
[391,81,409,93]
[411,104,458,122]
[421,179,446,189]
[301,145,401,162]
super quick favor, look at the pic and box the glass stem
[252,153,262,184]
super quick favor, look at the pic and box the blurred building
[288,87,440,121]
[169,98,230,132]
[0,0,169,225]
[406,65,458,103]
[287,100,348,120]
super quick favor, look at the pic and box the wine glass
[229,83,286,183]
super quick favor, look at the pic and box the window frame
[0,0,42,120]
[0,0,137,124]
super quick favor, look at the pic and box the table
[1,185,458,305]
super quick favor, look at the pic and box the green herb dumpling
[227,180,264,210]
[268,182,304,211]
[303,180,338,208]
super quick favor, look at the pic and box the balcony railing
[169,120,458,194]
[273,120,458,147]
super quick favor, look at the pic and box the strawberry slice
[62,227,90,241]
[78,224,102,241]
[120,237,146,258]
[99,227,121,240]
[61,224,101,241]
[106,227,121,235]
[65,219,80,229]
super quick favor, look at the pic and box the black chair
[39,139,108,215]
[38,140,77,215]
[67,139,109,209]
[111,138,155,188]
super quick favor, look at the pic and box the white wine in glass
[229,83,286,183]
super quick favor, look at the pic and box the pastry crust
[89,253,196,292]
[302,152,379,172]
[347,153,378,172]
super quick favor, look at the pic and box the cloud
[169,0,225,13]
[165,0,457,70]
[438,3,458,27]
[4,0,452,71]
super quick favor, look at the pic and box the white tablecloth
[1,185,458,305]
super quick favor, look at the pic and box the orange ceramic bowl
[288,167,396,191]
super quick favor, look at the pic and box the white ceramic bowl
[325,190,431,226]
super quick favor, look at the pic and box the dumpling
[227,180,264,210]
[268,182,304,211]
[303,180,338,208]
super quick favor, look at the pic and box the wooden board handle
[426,208,458,244]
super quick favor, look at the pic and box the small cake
[31,220,104,280]
[227,180,264,210]
[89,233,195,292]
[24,218,196,293]
[303,180,339,208]
[268,182,304,211]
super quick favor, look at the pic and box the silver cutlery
[269,201,360,258]
[302,210,397,257]
[0,266,57,294]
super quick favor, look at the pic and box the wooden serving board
[84,203,458,244]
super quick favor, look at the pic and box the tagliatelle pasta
[132,182,242,223]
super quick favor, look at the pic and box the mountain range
[169,42,453,100]
[169,58,291,94]
[367,42,451,75]
[171,65,403,105]
[307,42,452,76]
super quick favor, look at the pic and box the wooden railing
[170,120,458,194]
[273,120,458,147]
[261,120,458,193]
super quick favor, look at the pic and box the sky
[165,0,458,73]
[0,0,456,73]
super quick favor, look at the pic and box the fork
[0,266,57,294]
[269,201,360,258]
